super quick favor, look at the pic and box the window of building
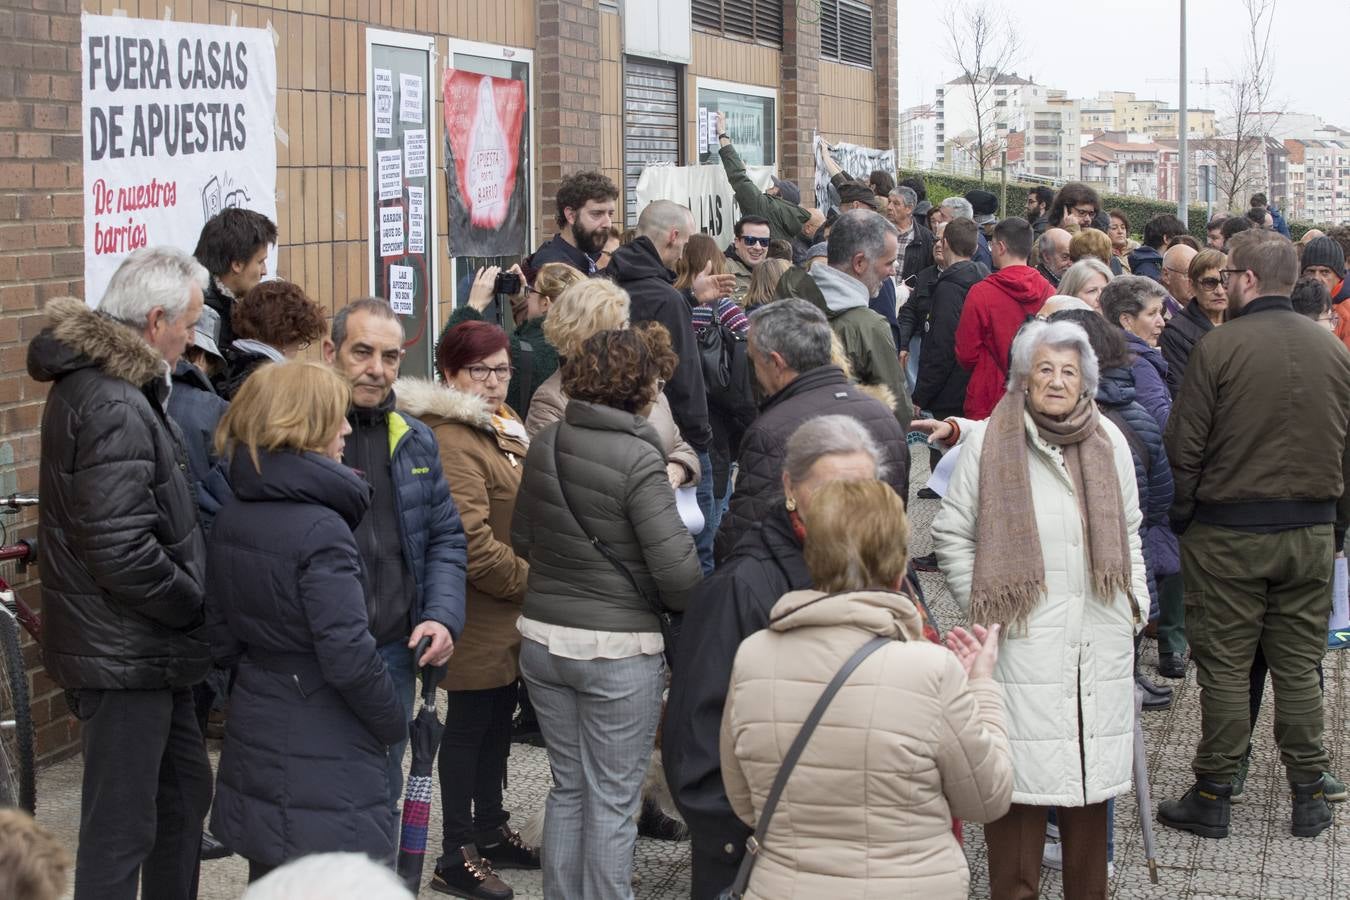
[820,0,873,68]
[696,79,777,167]
[691,0,782,47]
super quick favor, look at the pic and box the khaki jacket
[397,378,529,691]
[720,589,1013,899]
[524,369,701,484]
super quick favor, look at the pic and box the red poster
[443,69,526,254]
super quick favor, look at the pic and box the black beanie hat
[1302,236,1346,277]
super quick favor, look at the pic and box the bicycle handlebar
[0,494,37,511]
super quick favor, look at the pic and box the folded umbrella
[398,637,446,892]
[1133,685,1159,884]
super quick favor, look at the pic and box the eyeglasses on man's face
[1218,267,1249,287]
[465,364,514,382]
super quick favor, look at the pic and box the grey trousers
[519,639,665,900]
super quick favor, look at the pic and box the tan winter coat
[720,589,1013,899]
[396,378,529,691]
[523,369,700,485]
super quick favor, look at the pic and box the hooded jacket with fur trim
[27,297,210,690]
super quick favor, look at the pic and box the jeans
[378,640,416,810]
[70,687,213,900]
[519,639,665,900]
[693,450,716,575]
[437,683,518,861]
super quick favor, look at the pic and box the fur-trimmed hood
[394,377,495,433]
[28,296,167,387]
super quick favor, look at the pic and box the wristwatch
[717,132,730,141]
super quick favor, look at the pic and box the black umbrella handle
[413,635,443,704]
[413,635,432,667]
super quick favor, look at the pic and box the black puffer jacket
[913,260,986,414]
[27,297,209,690]
[607,236,713,452]
[665,505,810,869]
[207,449,404,867]
[1159,299,1215,397]
[714,366,909,562]
[512,401,703,631]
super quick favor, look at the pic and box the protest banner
[813,137,896,212]
[634,163,775,249]
[443,69,528,257]
[82,14,277,305]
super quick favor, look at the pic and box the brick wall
[535,0,604,238]
[780,0,821,201]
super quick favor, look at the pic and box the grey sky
[898,0,1350,131]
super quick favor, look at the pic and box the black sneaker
[1136,674,1172,699]
[430,845,514,899]
[911,552,940,573]
[637,797,689,841]
[199,830,232,861]
[1158,652,1186,679]
[510,715,544,748]
[476,825,540,870]
[917,487,942,500]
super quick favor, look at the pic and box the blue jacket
[167,359,230,493]
[870,277,903,351]
[1270,206,1290,238]
[1123,331,1172,432]
[973,230,993,270]
[1098,368,1180,620]
[1127,246,1164,283]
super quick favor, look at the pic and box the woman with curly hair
[511,323,703,900]
[221,279,328,398]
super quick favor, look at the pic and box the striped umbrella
[397,639,445,892]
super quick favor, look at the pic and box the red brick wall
[535,0,604,235]
[780,0,821,200]
[0,0,84,764]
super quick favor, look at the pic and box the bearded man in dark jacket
[912,218,987,425]
[27,247,214,900]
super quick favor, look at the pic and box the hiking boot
[1158,652,1186,679]
[1321,771,1347,803]
[1158,778,1232,838]
[637,797,689,841]
[430,845,514,899]
[1231,755,1251,803]
[476,824,540,870]
[1290,779,1334,838]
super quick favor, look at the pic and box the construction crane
[1145,69,1235,110]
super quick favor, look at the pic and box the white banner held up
[814,137,896,213]
[82,14,278,306]
[633,163,775,249]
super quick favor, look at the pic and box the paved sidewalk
[33,452,1346,898]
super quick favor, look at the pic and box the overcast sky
[897,0,1350,130]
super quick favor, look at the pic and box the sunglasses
[739,235,771,247]
[1195,276,1223,291]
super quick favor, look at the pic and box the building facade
[0,0,899,763]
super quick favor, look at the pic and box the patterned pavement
[33,448,1346,898]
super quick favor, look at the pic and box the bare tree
[1214,0,1282,211]
[941,0,1021,184]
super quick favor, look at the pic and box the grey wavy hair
[783,414,885,484]
[100,246,208,327]
[243,852,413,900]
[1057,258,1113,300]
[1007,318,1100,398]
[939,196,974,221]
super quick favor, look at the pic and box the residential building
[899,103,939,170]
[1080,133,1167,199]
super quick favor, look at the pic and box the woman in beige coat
[720,480,1013,899]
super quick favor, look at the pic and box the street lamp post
[1178,0,1189,222]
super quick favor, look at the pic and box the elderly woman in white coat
[932,318,1148,900]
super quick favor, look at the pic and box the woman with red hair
[396,319,538,899]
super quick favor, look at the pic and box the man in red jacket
[954,217,1055,419]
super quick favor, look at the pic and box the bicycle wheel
[0,603,35,812]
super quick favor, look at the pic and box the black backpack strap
[515,339,534,413]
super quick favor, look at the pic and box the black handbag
[551,430,681,667]
[717,634,894,899]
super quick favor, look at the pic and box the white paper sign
[404,129,427,179]
[389,264,415,315]
[379,206,404,257]
[407,186,425,255]
[698,107,709,153]
[81,14,278,306]
[634,162,775,249]
[706,110,719,152]
[377,150,402,201]
[399,73,423,123]
[374,68,393,138]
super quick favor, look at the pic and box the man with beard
[526,172,619,276]
[1025,186,1055,237]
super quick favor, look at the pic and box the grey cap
[806,242,829,259]
[193,304,223,360]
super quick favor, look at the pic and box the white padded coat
[931,411,1148,807]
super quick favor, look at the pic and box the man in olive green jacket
[716,113,811,242]
[1158,229,1350,841]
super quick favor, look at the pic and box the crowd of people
[14,123,1350,900]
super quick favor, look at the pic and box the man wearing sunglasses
[1159,229,1350,842]
[724,215,772,301]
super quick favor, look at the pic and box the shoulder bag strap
[515,339,534,411]
[726,633,894,898]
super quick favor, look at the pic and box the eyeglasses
[738,235,771,247]
[1319,313,1341,327]
[465,364,514,382]
[1195,276,1223,291]
[1071,206,1096,218]
[1218,267,1249,286]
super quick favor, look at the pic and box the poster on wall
[634,163,775,249]
[442,69,527,257]
[81,13,277,306]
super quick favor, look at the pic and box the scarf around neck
[970,391,1134,633]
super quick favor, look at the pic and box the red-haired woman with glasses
[396,319,539,898]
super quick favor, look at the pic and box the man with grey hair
[887,185,935,283]
[1037,228,1073,287]
[608,199,718,570]
[804,209,913,425]
[935,195,994,269]
[27,247,214,899]
[714,298,909,562]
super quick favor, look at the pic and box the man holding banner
[716,113,811,243]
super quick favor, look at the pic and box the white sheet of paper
[404,129,427,179]
[389,264,415,315]
[698,107,708,153]
[676,485,704,536]
[706,110,719,152]
[377,150,402,201]
[1332,556,1349,631]
[374,68,393,138]
[925,443,962,498]
[399,73,423,123]
[407,186,425,255]
[379,207,404,258]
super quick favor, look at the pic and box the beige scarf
[970,391,1134,633]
